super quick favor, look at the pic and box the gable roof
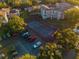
[41,2,72,11]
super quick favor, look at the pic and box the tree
[6,0,32,7]
[6,0,22,7]
[65,0,79,5]
[64,6,79,22]
[19,54,36,59]
[0,20,2,28]
[7,15,27,33]
[0,25,9,36]
[54,28,79,51]
[0,17,9,36]
[32,0,41,5]
[20,10,29,19]
[44,0,61,4]
[0,2,7,8]
[38,43,62,59]
[26,0,32,6]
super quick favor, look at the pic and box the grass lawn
[45,19,77,30]
[0,43,15,57]
[76,55,79,59]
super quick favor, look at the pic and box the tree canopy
[65,0,79,5]
[38,43,62,59]
[64,6,79,22]
[7,15,27,33]
[6,0,32,7]
[19,54,36,59]
[0,20,2,28]
[20,10,29,19]
[55,28,78,50]
[0,2,7,8]
[44,0,61,4]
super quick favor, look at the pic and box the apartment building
[40,2,72,20]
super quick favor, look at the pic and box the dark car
[9,32,19,38]
[20,30,36,42]
[21,31,31,39]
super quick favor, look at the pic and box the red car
[11,32,19,38]
[27,34,37,42]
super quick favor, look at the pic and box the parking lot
[13,32,43,56]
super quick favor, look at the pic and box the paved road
[0,38,13,51]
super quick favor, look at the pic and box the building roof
[41,2,72,11]
[0,0,4,2]
[55,2,72,11]
[0,11,5,16]
[0,8,10,16]
[41,4,50,9]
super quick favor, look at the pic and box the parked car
[20,30,36,42]
[12,33,17,37]
[21,31,30,39]
[27,34,37,42]
[33,41,42,49]
[0,53,5,59]
[73,29,79,33]
[73,26,79,34]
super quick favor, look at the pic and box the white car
[73,25,79,33]
[22,32,29,36]
[33,41,42,48]
[73,29,79,33]
[0,53,5,59]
